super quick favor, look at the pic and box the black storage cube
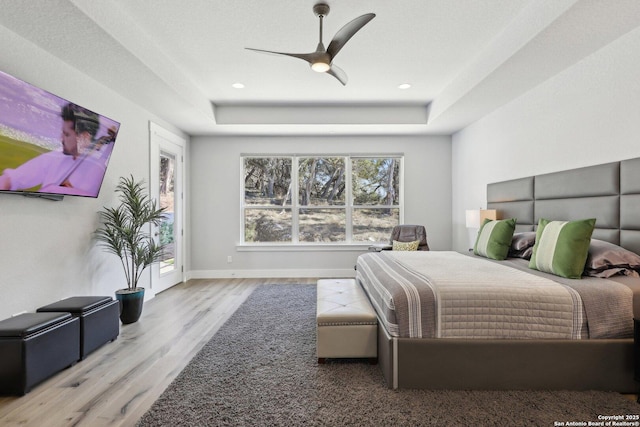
[0,312,80,395]
[37,296,119,360]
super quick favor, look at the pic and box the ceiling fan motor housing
[313,3,330,17]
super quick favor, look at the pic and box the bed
[355,157,640,390]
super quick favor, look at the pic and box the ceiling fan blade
[327,64,348,86]
[245,48,317,64]
[326,13,375,59]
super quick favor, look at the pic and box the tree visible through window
[352,157,400,242]
[242,155,401,244]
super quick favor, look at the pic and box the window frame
[240,153,404,248]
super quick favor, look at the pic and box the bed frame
[373,157,640,390]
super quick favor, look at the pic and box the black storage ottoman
[37,296,119,360]
[0,312,80,395]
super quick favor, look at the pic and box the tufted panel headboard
[487,157,640,255]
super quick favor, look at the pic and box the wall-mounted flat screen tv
[0,69,119,199]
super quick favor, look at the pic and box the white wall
[189,135,452,278]
[452,26,640,252]
[0,26,188,320]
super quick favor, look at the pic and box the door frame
[149,121,186,294]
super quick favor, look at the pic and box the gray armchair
[389,224,430,251]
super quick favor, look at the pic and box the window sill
[236,243,377,252]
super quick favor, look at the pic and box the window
[242,155,402,244]
[351,157,401,242]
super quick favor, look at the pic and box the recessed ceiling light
[232,83,245,89]
[398,83,411,90]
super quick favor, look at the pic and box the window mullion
[399,156,405,224]
[345,156,353,243]
[291,156,299,244]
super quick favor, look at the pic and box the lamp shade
[465,209,498,228]
[465,210,480,228]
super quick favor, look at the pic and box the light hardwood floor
[0,278,316,427]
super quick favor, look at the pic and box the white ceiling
[1,0,640,136]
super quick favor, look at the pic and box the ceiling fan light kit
[246,3,375,85]
[311,60,331,73]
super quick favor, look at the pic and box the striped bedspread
[355,251,633,339]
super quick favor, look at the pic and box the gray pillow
[584,239,640,278]
[508,232,536,260]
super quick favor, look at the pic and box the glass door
[150,123,184,293]
[159,151,177,275]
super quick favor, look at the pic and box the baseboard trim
[189,269,356,279]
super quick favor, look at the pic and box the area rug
[137,284,639,426]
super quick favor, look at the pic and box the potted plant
[94,175,166,324]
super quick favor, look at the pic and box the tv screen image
[0,69,119,198]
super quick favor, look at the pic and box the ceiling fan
[246,3,375,85]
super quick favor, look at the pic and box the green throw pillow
[528,218,596,279]
[392,240,420,251]
[473,218,516,260]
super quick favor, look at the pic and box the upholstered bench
[37,296,119,360]
[0,312,80,395]
[316,278,377,364]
